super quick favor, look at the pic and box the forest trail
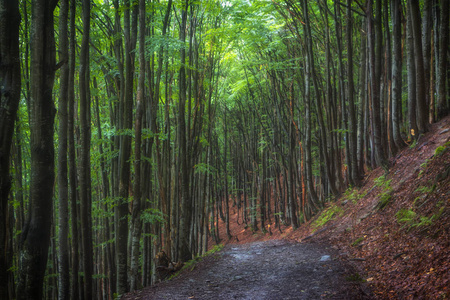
[123,239,371,299]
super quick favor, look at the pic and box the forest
[0,0,449,299]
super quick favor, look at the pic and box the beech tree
[0,1,21,298]
[16,0,58,299]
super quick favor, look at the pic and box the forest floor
[123,115,450,299]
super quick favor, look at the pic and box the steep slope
[293,115,450,299]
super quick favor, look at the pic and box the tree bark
[117,0,137,294]
[437,0,449,118]
[409,0,428,133]
[57,0,70,298]
[68,0,79,298]
[178,0,193,262]
[0,1,21,298]
[79,0,93,297]
[368,0,388,168]
[407,2,418,138]
[302,0,319,208]
[391,0,406,150]
[347,0,361,185]
[16,1,57,299]
[130,0,145,291]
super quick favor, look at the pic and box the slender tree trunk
[117,0,137,294]
[407,2,418,138]
[178,0,193,262]
[368,0,388,168]
[224,109,232,239]
[409,0,428,133]
[391,0,406,150]
[347,0,361,185]
[357,19,367,175]
[79,0,94,297]
[422,0,433,123]
[130,0,145,291]
[16,1,57,299]
[437,0,449,118]
[57,0,70,298]
[68,0,79,298]
[0,1,21,298]
[302,0,319,206]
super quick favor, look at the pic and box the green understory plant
[312,204,343,231]
[343,187,367,204]
[396,208,441,232]
[351,237,365,247]
[375,175,393,209]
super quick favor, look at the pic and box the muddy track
[123,240,373,299]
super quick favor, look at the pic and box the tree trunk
[302,0,319,206]
[409,0,428,133]
[357,18,368,175]
[130,0,145,291]
[178,0,193,262]
[422,0,433,123]
[0,1,21,298]
[117,0,137,294]
[437,0,449,118]
[68,0,79,298]
[16,1,57,299]
[407,2,418,138]
[57,0,70,298]
[347,0,361,185]
[368,0,388,168]
[79,0,94,297]
[391,0,406,150]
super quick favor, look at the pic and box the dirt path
[123,240,372,299]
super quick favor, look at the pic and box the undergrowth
[351,236,365,247]
[312,204,343,231]
[343,187,367,204]
[374,175,393,209]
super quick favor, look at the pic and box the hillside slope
[304,116,450,299]
[211,115,450,299]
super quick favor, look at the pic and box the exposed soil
[123,240,372,299]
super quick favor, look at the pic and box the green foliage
[351,237,365,247]
[343,187,367,204]
[194,162,217,175]
[374,175,393,210]
[434,141,450,157]
[312,204,343,230]
[378,192,392,210]
[396,209,417,226]
[396,209,438,232]
[418,159,430,177]
[141,207,165,224]
[374,175,392,190]
[415,185,434,194]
